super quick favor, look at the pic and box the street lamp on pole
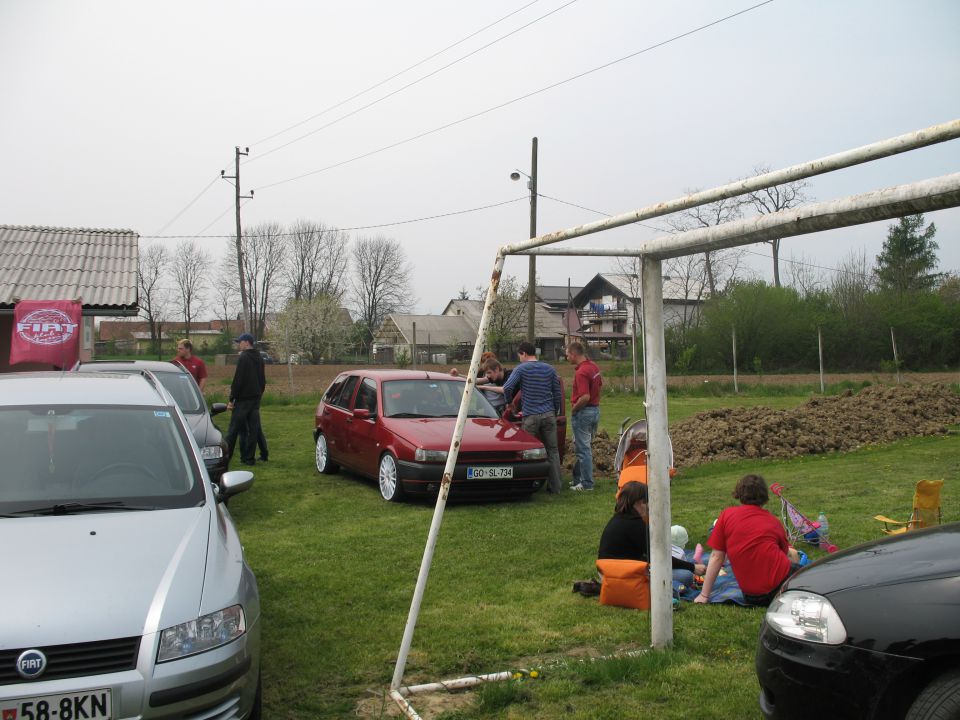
[510,137,538,345]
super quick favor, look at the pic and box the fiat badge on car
[16,649,47,680]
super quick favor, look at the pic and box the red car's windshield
[382,379,497,419]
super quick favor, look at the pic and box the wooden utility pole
[222,147,254,332]
[527,137,538,346]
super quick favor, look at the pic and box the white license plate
[467,466,513,479]
[2,688,111,719]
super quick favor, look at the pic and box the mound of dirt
[566,384,960,472]
[669,383,960,468]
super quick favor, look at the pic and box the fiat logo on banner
[10,299,82,367]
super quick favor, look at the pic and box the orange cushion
[596,559,650,610]
[618,464,648,488]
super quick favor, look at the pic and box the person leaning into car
[503,341,563,494]
[694,474,801,606]
[225,333,266,466]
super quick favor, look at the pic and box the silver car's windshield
[0,405,205,515]
[382,379,498,419]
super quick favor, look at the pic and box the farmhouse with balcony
[571,273,704,357]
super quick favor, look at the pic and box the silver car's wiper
[6,501,160,516]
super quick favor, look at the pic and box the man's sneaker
[571,484,594,491]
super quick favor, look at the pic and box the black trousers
[226,397,262,464]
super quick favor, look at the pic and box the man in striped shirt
[503,341,563,494]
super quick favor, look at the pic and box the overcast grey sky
[2,0,958,314]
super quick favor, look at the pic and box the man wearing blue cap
[225,333,266,466]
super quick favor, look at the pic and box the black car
[74,360,231,482]
[756,522,960,720]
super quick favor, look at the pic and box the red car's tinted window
[355,378,377,413]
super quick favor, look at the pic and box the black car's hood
[784,523,960,658]
[786,522,960,596]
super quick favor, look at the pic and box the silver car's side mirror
[220,470,254,499]
[210,402,228,416]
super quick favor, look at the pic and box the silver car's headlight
[522,447,547,460]
[765,591,847,645]
[158,605,246,662]
[200,445,224,460]
[415,448,447,462]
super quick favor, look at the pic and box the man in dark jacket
[225,333,266,466]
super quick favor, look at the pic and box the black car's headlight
[765,590,847,645]
[157,605,246,662]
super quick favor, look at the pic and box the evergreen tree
[874,215,940,294]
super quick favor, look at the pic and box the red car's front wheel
[378,452,405,502]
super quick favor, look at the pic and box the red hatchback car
[313,370,558,501]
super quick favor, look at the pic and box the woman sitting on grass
[694,474,801,607]
[598,481,706,575]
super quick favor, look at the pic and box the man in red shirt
[565,341,602,491]
[695,474,800,606]
[172,339,208,391]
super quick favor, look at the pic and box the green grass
[225,392,959,719]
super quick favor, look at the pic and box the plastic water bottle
[817,512,830,549]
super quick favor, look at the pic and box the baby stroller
[770,483,838,553]
[614,418,675,494]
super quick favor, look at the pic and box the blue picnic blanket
[675,550,747,605]
[674,549,809,605]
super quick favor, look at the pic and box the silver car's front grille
[0,637,140,685]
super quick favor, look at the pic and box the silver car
[0,372,261,719]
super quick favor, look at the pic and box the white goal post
[389,119,960,716]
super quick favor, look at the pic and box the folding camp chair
[874,479,944,535]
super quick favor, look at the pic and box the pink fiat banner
[10,299,82,367]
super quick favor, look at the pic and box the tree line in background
[136,220,416,360]
[135,205,955,374]
[665,214,958,374]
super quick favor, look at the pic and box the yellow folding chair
[874,479,944,535]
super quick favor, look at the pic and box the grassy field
[225,389,959,719]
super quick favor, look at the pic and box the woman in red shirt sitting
[694,474,800,607]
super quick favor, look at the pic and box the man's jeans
[522,411,562,493]
[226,397,262,464]
[571,405,600,489]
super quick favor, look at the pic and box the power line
[151,175,221,236]
[248,0,579,164]
[255,0,776,191]
[250,0,543,149]
[139,196,527,240]
[151,1,546,237]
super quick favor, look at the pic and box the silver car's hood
[0,507,211,648]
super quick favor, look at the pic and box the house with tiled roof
[0,225,138,371]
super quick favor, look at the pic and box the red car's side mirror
[353,408,373,420]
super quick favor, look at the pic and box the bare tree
[745,166,810,288]
[829,249,873,321]
[476,275,528,358]
[210,264,240,328]
[171,239,211,336]
[227,222,286,339]
[665,194,746,296]
[783,252,823,298]
[350,235,415,356]
[137,243,170,352]
[286,219,350,302]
